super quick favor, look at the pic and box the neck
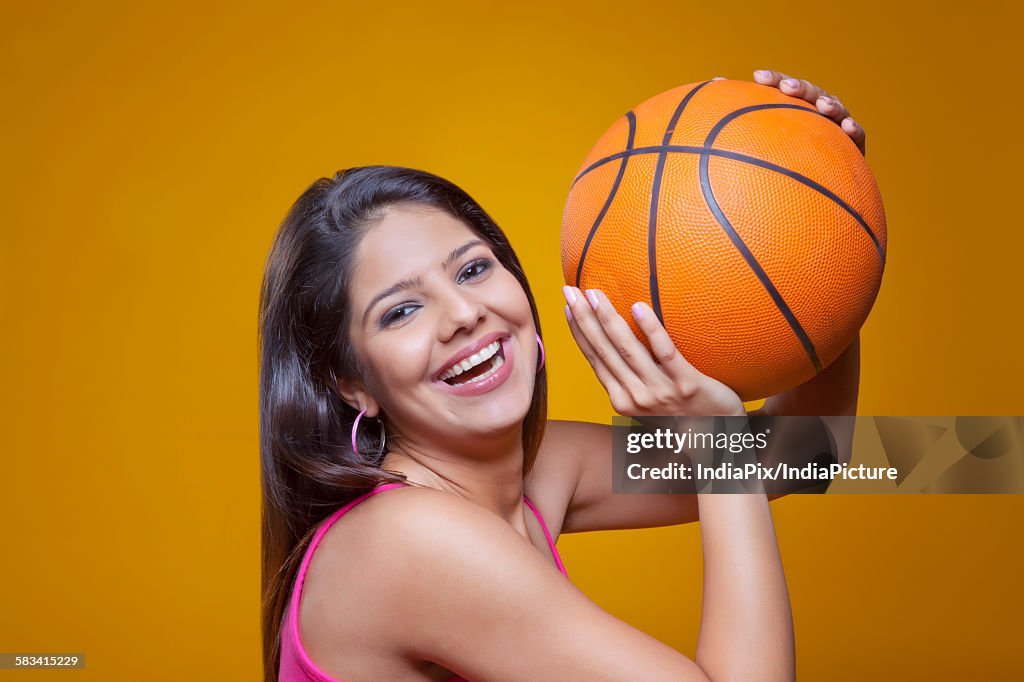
[380,425,527,522]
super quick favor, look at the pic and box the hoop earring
[536,333,545,373]
[351,408,387,460]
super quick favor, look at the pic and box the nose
[437,285,486,342]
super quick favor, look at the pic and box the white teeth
[461,354,503,384]
[440,340,501,381]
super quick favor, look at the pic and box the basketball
[561,79,887,401]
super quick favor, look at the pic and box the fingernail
[564,304,573,322]
[631,302,647,320]
[585,289,599,310]
[755,69,772,79]
[819,96,834,107]
[845,117,857,128]
[782,78,799,89]
[562,285,576,305]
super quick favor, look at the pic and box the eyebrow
[361,239,486,326]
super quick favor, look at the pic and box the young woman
[261,71,864,681]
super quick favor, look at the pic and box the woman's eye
[378,259,491,328]
[457,258,492,284]
[380,304,418,327]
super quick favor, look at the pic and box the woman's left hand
[563,286,746,418]
[752,69,866,155]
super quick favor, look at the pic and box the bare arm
[372,488,791,681]
[551,284,795,678]
[527,419,699,534]
[694,491,794,681]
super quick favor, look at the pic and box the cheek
[493,272,534,324]
[365,331,434,388]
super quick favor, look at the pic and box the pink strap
[523,495,568,578]
[284,484,567,681]
[288,482,407,675]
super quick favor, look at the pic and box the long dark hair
[258,166,548,681]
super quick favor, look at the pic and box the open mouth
[440,340,506,386]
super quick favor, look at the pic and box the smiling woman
[259,71,861,682]
[259,166,551,681]
[339,207,540,442]
[260,165,776,682]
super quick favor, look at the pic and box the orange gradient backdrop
[1,1,1021,680]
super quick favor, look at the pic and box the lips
[433,331,511,381]
[433,335,516,397]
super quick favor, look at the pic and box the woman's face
[344,205,538,452]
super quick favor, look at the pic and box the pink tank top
[278,482,570,681]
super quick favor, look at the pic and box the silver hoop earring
[351,408,387,461]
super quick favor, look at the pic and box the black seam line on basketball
[698,151,823,373]
[570,144,884,263]
[572,102,819,187]
[703,103,818,146]
[649,80,713,323]
[575,111,636,288]
[703,103,885,262]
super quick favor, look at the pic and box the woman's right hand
[562,286,745,418]
[752,68,867,155]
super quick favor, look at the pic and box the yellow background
[2,0,1021,679]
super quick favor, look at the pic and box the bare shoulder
[306,485,548,604]
[351,485,558,578]
[306,486,565,648]
[305,484,705,681]
[300,487,509,676]
[310,486,495,586]
[334,485,523,561]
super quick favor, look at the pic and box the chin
[467,391,533,433]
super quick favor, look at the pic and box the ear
[336,377,382,418]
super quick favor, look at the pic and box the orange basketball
[561,79,886,401]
